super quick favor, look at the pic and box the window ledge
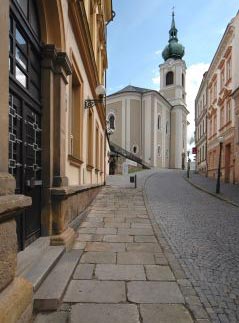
[68,155,84,168]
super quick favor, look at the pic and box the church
[106,12,189,169]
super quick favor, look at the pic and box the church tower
[159,11,188,169]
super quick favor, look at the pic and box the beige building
[195,11,239,184]
[107,12,189,170]
[195,72,208,174]
[0,0,113,321]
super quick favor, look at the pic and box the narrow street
[144,170,239,323]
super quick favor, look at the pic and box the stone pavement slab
[145,265,175,281]
[34,312,68,323]
[126,242,162,252]
[127,281,184,303]
[63,280,126,303]
[73,264,94,280]
[85,242,125,252]
[80,251,116,264]
[117,251,155,264]
[103,234,133,242]
[71,304,140,323]
[134,235,157,243]
[140,304,193,323]
[95,264,146,280]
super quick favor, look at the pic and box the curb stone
[183,176,239,208]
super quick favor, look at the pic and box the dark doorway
[9,0,42,249]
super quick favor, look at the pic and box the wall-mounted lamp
[85,84,106,109]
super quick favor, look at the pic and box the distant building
[107,12,189,170]
[195,11,239,184]
[195,72,208,175]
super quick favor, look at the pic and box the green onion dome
[162,12,185,61]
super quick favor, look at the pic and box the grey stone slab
[126,243,162,253]
[96,228,117,235]
[117,252,155,265]
[34,250,82,311]
[103,235,133,243]
[140,304,193,323]
[76,234,103,242]
[85,242,125,252]
[71,303,140,323]
[63,280,126,303]
[73,264,94,279]
[80,251,116,264]
[145,265,175,281]
[34,312,68,323]
[23,246,64,291]
[118,228,154,236]
[134,235,157,243]
[104,223,131,229]
[95,264,146,280]
[131,223,152,229]
[72,242,86,250]
[127,281,184,303]
[77,228,97,234]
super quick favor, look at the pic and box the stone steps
[23,246,64,291]
[34,250,83,312]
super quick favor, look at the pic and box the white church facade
[106,12,189,169]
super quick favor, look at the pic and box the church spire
[169,9,178,41]
[162,10,185,61]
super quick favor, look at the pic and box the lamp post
[187,150,190,178]
[85,84,106,109]
[216,136,224,194]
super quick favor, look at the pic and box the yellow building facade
[0,0,113,321]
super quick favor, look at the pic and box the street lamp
[216,136,224,194]
[187,150,191,178]
[85,84,106,109]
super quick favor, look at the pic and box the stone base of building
[0,277,33,323]
[50,227,76,250]
[50,184,102,236]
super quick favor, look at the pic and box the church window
[157,114,161,130]
[132,145,138,154]
[108,113,115,130]
[166,121,169,134]
[166,71,174,86]
[182,73,185,88]
[157,145,161,156]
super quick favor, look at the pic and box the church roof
[109,85,152,96]
[107,85,172,107]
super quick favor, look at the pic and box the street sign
[192,147,197,154]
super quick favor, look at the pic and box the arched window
[157,114,161,130]
[132,145,138,154]
[157,145,161,156]
[108,114,115,130]
[182,73,185,88]
[166,71,174,86]
[166,121,169,134]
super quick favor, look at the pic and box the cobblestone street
[145,170,239,323]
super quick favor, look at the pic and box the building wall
[204,12,239,183]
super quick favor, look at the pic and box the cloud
[155,49,163,56]
[152,75,161,86]
[186,62,210,150]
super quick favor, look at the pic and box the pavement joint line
[142,172,212,323]
[183,176,239,208]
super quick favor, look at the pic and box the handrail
[109,142,151,169]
